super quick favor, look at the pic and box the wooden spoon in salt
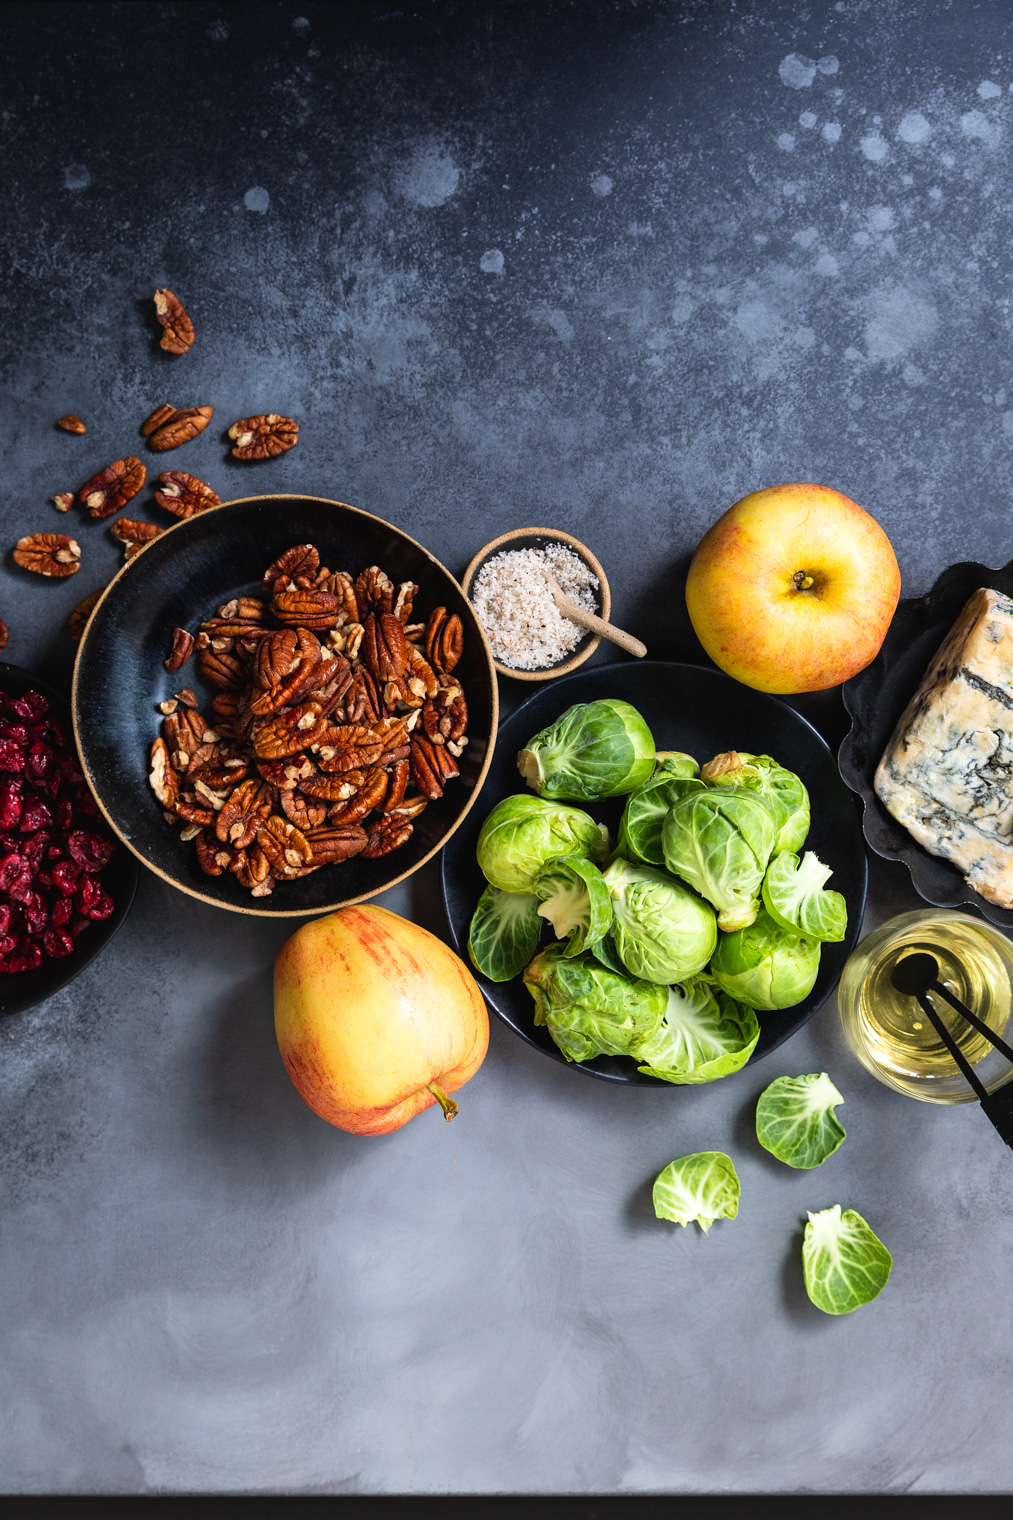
[543,572,647,659]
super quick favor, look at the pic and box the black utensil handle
[931,981,1013,1065]
[917,992,990,1101]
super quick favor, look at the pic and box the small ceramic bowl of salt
[461,528,611,682]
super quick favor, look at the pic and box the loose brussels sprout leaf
[802,1205,892,1315]
[654,751,700,779]
[522,944,667,1063]
[476,794,609,893]
[710,907,821,1011]
[468,886,543,983]
[617,773,706,865]
[652,1152,740,1233]
[588,931,627,975]
[761,851,847,943]
[603,857,717,984]
[533,854,613,958]
[635,977,760,1084]
[755,1073,846,1168]
[517,699,656,801]
[662,787,775,931]
[702,750,810,855]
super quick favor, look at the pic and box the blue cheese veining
[874,587,1013,909]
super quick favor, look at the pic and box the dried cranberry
[0,852,30,894]
[0,722,28,747]
[81,890,113,921]
[20,692,48,720]
[22,892,48,936]
[21,831,52,867]
[68,830,115,873]
[60,755,84,789]
[27,743,61,796]
[0,904,10,935]
[42,927,74,958]
[50,859,81,895]
[50,896,73,928]
[0,741,26,775]
[20,796,53,833]
[0,781,22,829]
[0,933,16,957]
[4,936,43,973]
[46,843,64,861]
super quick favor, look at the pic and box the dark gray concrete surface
[3,0,1013,1495]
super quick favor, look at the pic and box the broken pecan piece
[271,588,341,630]
[228,414,299,460]
[51,493,75,513]
[355,565,394,617]
[0,619,8,652]
[13,533,81,577]
[57,414,86,434]
[165,626,195,673]
[360,814,413,858]
[153,289,195,354]
[147,405,214,452]
[318,570,358,623]
[154,471,221,518]
[262,544,320,591]
[303,823,369,865]
[425,607,464,674]
[67,588,104,641]
[148,737,180,809]
[79,457,146,518]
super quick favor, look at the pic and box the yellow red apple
[274,904,489,1136]
[685,482,900,693]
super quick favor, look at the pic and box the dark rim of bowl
[70,494,500,918]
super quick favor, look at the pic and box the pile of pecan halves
[148,542,468,898]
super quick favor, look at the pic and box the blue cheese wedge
[874,587,1013,908]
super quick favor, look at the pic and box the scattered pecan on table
[153,472,221,518]
[228,415,299,460]
[51,493,75,514]
[110,519,165,561]
[142,404,214,452]
[147,544,469,897]
[56,415,86,435]
[78,457,146,519]
[66,589,104,641]
[153,289,195,354]
[0,621,8,652]
[13,534,81,578]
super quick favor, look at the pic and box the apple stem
[427,1082,459,1122]
[792,571,815,591]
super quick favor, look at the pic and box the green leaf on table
[652,1151,740,1233]
[761,851,847,943]
[755,1073,846,1168]
[802,1205,892,1315]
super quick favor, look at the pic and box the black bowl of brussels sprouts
[440,663,868,1085]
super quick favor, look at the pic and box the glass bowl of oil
[838,909,1013,1104]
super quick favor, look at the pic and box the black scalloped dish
[840,556,1013,928]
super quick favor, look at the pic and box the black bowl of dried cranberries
[0,663,138,1016]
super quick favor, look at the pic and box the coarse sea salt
[470,544,600,669]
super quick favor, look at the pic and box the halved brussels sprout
[710,906,821,1011]
[533,854,613,958]
[802,1205,892,1315]
[701,750,810,855]
[517,699,656,801]
[468,886,543,982]
[634,976,760,1084]
[761,851,847,943]
[522,943,667,1063]
[476,793,609,893]
[662,787,775,931]
[653,1151,740,1232]
[617,771,705,865]
[603,856,717,984]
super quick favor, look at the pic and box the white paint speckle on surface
[860,132,889,163]
[243,186,270,213]
[777,133,796,151]
[792,227,818,248]
[779,54,817,89]
[863,284,939,364]
[928,186,943,200]
[815,252,840,276]
[207,18,229,41]
[897,110,931,143]
[822,121,842,144]
[398,146,461,207]
[799,111,818,128]
[479,249,504,275]
[978,79,1002,99]
[961,109,999,144]
[818,55,840,75]
[539,308,575,342]
[292,15,310,31]
[590,174,614,197]
[868,206,896,231]
[63,165,90,191]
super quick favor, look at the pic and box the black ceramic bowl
[441,662,868,1084]
[840,556,1013,928]
[0,661,138,1017]
[73,496,498,917]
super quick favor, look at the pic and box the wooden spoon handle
[551,589,647,659]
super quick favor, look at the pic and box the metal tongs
[891,952,1013,1146]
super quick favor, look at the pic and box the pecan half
[380,757,410,813]
[410,733,459,800]
[425,607,464,674]
[252,627,300,689]
[362,612,411,681]
[163,707,208,762]
[325,766,388,823]
[355,565,394,617]
[262,544,319,591]
[154,289,195,354]
[311,723,386,773]
[255,755,314,791]
[253,702,328,760]
[110,519,164,559]
[141,404,177,437]
[388,792,429,820]
[147,405,214,452]
[318,570,358,623]
[194,829,244,877]
[0,620,8,652]
[228,415,299,460]
[199,645,246,691]
[360,814,413,858]
[343,666,383,725]
[303,823,368,865]
[189,754,249,791]
[280,789,328,830]
[392,581,418,623]
[422,684,467,744]
[79,457,146,518]
[271,588,341,630]
[236,846,271,891]
[300,769,364,802]
[148,737,179,808]
[174,792,215,827]
[51,493,75,513]
[13,533,81,577]
[66,588,104,641]
[154,471,221,518]
[215,778,272,847]
[57,414,86,434]
[258,815,313,877]
[165,626,195,672]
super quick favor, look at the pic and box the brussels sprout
[517,699,656,801]
[701,750,810,855]
[802,1205,892,1315]
[522,944,667,1063]
[761,851,847,943]
[710,907,821,1011]
[634,976,760,1084]
[653,1151,740,1233]
[653,751,700,779]
[662,787,775,931]
[476,794,609,893]
[755,1072,846,1169]
[603,857,717,984]
[533,854,613,958]
[617,772,706,865]
[588,931,627,975]
[468,886,543,982]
